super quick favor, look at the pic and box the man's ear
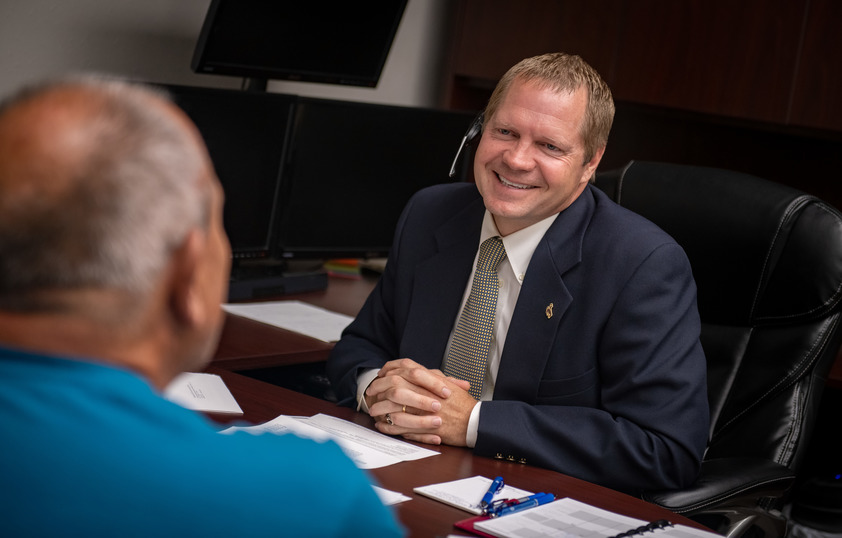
[582,146,606,184]
[168,228,207,329]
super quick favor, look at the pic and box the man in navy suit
[327,53,709,494]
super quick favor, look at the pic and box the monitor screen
[164,84,296,259]
[276,97,476,259]
[191,0,407,88]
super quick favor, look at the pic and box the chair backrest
[595,161,842,472]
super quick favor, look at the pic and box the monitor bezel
[191,0,408,88]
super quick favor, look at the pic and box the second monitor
[276,97,476,260]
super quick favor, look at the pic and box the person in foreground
[327,52,709,494]
[0,77,403,537]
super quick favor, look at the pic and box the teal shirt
[0,346,404,537]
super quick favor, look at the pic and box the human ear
[582,146,606,184]
[168,228,207,329]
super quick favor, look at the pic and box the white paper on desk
[373,486,412,506]
[222,300,353,342]
[302,414,440,462]
[220,416,395,468]
[163,372,243,415]
[414,476,533,515]
[220,415,330,440]
[219,413,439,469]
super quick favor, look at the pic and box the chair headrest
[599,161,842,324]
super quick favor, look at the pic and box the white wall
[0,0,452,108]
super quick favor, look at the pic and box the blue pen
[492,493,555,517]
[486,492,554,516]
[480,476,505,510]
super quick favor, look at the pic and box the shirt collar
[480,211,558,283]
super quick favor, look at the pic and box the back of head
[0,77,210,313]
[484,52,615,163]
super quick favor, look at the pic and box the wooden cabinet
[443,0,841,133]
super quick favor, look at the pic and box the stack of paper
[221,413,440,469]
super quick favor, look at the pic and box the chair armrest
[641,458,795,514]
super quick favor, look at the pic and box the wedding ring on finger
[402,405,407,414]
[385,413,393,426]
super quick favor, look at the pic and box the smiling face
[474,78,605,236]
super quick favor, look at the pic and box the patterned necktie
[443,236,507,399]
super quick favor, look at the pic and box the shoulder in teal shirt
[0,346,404,537]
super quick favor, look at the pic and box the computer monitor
[191,0,407,88]
[164,84,296,260]
[275,97,476,260]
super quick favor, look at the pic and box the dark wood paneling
[446,0,623,111]
[453,0,569,82]
[789,0,842,131]
[445,0,842,133]
[611,0,805,123]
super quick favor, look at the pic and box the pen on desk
[480,476,505,510]
[491,493,555,517]
[485,492,553,516]
[485,497,518,514]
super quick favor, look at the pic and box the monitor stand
[227,259,327,301]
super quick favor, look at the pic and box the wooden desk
[212,275,377,371]
[206,367,712,537]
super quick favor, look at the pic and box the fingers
[400,432,443,446]
[378,358,454,399]
[448,377,472,392]
[366,377,443,417]
[367,359,451,414]
[374,411,443,444]
[366,358,474,447]
[377,407,442,431]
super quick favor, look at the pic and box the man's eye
[545,143,559,151]
[498,128,511,136]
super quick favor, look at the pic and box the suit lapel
[401,197,485,368]
[494,189,596,401]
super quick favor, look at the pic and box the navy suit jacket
[327,182,709,493]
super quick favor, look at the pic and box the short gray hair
[0,76,210,309]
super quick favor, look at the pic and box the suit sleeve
[326,196,414,407]
[474,242,709,494]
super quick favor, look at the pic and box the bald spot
[0,85,210,207]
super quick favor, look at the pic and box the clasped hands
[364,358,476,446]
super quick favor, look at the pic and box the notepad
[473,497,722,538]
[414,476,533,515]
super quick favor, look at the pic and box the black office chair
[595,161,842,538]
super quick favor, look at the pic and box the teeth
[498,174,531,189]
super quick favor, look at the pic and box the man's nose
[502,139,535,171]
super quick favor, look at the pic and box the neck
[0,289,175,390]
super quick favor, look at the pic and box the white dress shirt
[356,210,558,447]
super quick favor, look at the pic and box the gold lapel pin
[545,303,554,319]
